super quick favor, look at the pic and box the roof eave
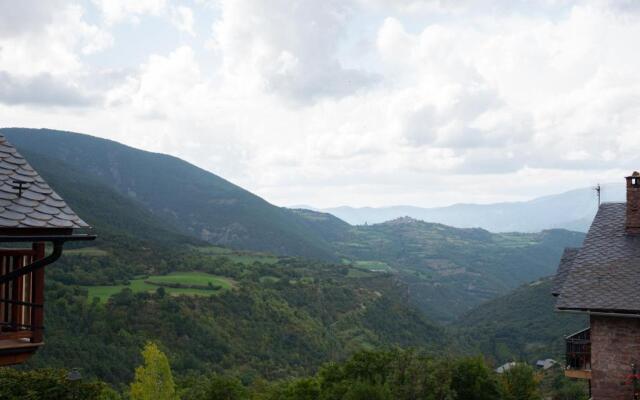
[556,307,640,318]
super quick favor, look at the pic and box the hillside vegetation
[3,128,585,322]
[3,128,339,261]
[0,127,589,388]
[453,277,587,363]
[303,214,585,321]
[32,254,447,386]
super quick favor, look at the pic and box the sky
[1,0,639,208]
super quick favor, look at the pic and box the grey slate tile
[552,247,579,296]
[0,136,89,229]
[555,203,640,313]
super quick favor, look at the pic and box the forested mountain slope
[0,126,588,390]
[4,127,585,323]
[293,212,585,321]
[453,277,587,363]
[2,128,339,261]
[32,255,448,385]
[19,149,195,249]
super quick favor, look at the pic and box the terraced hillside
[318,216,585,321]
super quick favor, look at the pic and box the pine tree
[130,342,178,400]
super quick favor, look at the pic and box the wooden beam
[0,339,42,366]
[31,243,45,343]
[0,330,33,340]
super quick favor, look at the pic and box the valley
[0,128,588,394]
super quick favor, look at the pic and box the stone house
[553,172,640,400]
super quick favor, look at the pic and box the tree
[0,368,111,400]
[343,381,392,400]
[499,364,541,400]
[450,357,500,400]
[201,375,248,400]
[130,342,178,400]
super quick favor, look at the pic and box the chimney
[626,171,640,234]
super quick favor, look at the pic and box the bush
[0,368,112,400]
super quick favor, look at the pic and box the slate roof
[555,203,640,313]
[551,247,579,296]
[0,135,88,230]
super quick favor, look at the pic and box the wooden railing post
[30,243,45,343]
[11,255,22,329]
[0,255,6,328]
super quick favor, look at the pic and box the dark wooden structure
[564,327,591,380]
[0,135,94,365]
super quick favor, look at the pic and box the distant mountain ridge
[307,185,624,232]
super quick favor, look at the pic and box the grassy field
[346,268,376,278]
[353,260,392,272]
[61,247,110,257]
[84,272,234,302]
[192,246,279,265]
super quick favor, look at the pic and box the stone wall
[591,315,640,400]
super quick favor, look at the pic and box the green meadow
[353,260,392,271]
[84,272,234,302]
[191,245,280,265]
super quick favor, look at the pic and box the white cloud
[0,2,111,111]
[0,72,96,106]
[92,0,167,24]
[0,0,64,37]
[171,5,196,36]
[4,1,640,208]
[106,46,204,117]
[210,0,377,103]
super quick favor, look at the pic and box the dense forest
[28,251,447,387]
[454,278,587,363]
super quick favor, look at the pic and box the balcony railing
[565,327,591,379]
[0,244,46,365]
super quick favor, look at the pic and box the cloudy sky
[1,0,639,208]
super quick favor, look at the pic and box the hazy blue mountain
[313,185,624,232]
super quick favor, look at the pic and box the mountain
[1,128,340,261]
[0,130,446,384]
[325,217,585,322]
[0,126,589,389]
[2,127,585,323]
[311,185,624,232]
[18,149,196,249]
[453,277,587,363]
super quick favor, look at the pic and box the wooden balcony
[0,244,45,366]
[565,327,591,379]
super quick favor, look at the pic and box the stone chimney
[626,171,640,234]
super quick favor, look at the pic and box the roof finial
[10,179,28,197]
